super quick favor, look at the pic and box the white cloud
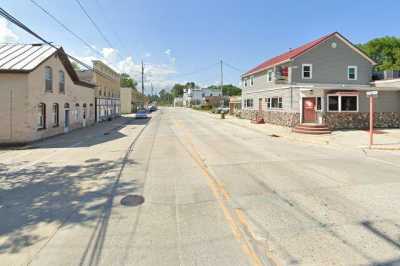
[75,47,177,93]
[0,18,19,43]
[164,49,176,65]
[101,47,119,63]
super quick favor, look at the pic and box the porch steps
[293,124,331,135]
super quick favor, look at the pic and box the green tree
[208,84,241,96]
[171,83,185,97]
[120,73,138,89]
[358,36,400,71]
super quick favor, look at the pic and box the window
[316,97,322,111]
[45,66,53,91]
[266,98,271,109]
[52,103,59,127]
[266,97,283,109]
[83,103,87,119]
[328,95,339,111]
[341,96,358,111]
[244,79,248,87]
[245,99,253,108]
[348,66,358,80]
[267,70,273,82]
[250,76,254,86]
[302,64,312,79]
[38,103,46,129]
[327,95,358,112]
[75,103,80,120]
[59,71,65,93]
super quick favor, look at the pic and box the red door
[303,97,316,123]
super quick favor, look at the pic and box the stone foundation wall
[324,112,400,129]
[235,110,300,128]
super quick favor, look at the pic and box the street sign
[366,91,378,97]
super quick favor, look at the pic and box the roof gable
[243,32,376,77]
[0,43,94,88]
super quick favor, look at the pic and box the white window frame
[244,79,248,87]
[316,97,322,111]
[347,65,358,80]
[302,64,312,80]
[265,98,271,109]
[246,98,253,108]
[327,94,359,112]
[250,76,254,86]
[266,97,283,110]
[267,70,273,82]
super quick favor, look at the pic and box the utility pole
[220,59,224,107]
[141,60,144,95]
[151,83,154,96]
[220,59,223,94]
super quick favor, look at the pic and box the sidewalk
[202,111,400,151]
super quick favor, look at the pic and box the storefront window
[341,96,358,111]
[328,96,339,111]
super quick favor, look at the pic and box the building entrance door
[303,97,316,123]
[64,110,70,133]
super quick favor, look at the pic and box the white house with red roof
[240,32,400,133]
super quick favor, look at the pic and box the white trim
[302,64,312,80]
[327,94,359,112]
[241,32,376,78]
[335,33,377,65]
[267,70,273,83]
[347,65,358,80]
[265,96,283,110]
[316,96,322,111]
[242,59,292,78]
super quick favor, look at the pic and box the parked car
[135,109,148,119]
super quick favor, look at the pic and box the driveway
[1,108,400,266]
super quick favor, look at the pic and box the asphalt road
[1,108,400,266]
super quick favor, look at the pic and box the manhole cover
[120,195,145,207]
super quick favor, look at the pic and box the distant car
[148,105,157,112]
[135,109,148,119]
[216,107,229,114]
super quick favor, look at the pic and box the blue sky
[1,0,399,94]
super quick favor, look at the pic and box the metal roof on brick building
[0,43,95,88]
[0,43,58,71]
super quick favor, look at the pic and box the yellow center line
[173,120,264,266]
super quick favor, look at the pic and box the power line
[30,0,104,58]
[223,61,244,73]
[0,7,113,81]
[94,0,130,55]
[74,0,116,53]
[170,62,220,78]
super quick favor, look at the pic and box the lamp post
[366,91,378,149]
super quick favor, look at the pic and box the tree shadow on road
[0,156,140,256]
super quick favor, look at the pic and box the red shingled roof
[244,32,338,76]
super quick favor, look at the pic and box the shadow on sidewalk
[26,116,152,149]
[0,156,140,256]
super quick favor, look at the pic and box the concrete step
[297,123,329,129]
[295,126,330,131]
[293,128,331,135]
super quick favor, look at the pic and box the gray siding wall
[242,87,301,113]
[292,35,373,85]
[364,91,400,112]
